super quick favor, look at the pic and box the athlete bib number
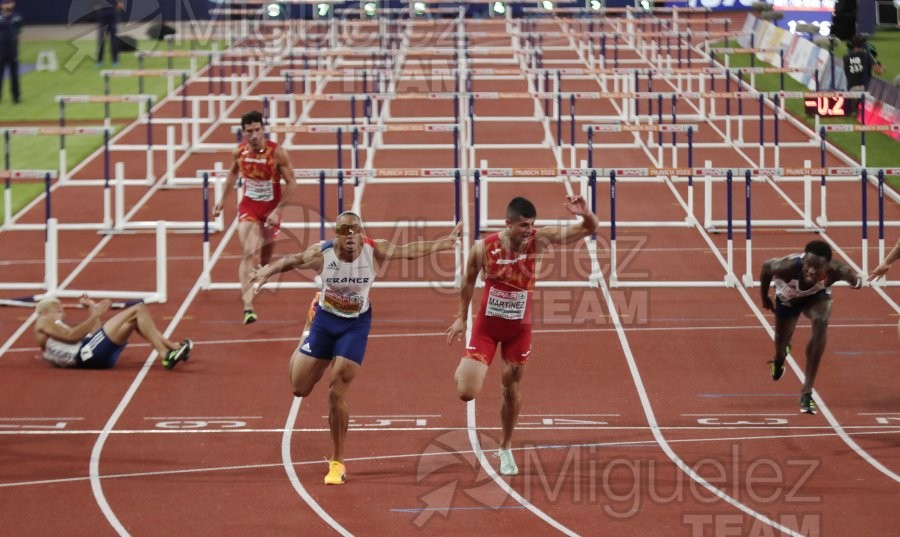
[321,290,364,317]
[244,178,275,202]
[485,287,527,320]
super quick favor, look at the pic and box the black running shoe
[163,339,192,369]
[800,393,817,415]
[770,360,785,381]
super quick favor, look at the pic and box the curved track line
[662,174,900,484]
[88,272,205,536]
[465,402,580,536]
[591,249,809,537]
[281,397,353,536]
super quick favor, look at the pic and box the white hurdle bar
[0,218,167,302]
[1,126,112,184]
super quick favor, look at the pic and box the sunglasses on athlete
[335,224,362,236]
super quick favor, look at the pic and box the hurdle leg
[166,126,176,186]
[703,162,713,229]
[103,182,112,230]
[610,238,618,287]
[45,218,59,294]
[59,146,68,183]
[115,162,126,229]
[803,161,813,229]
[192,99,201,143]
[156,220,168,303]
[3,182,10,227]
[214,162,225,231]
[146,136,155,186]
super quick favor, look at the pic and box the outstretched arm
[374,223,462,263]
[250,243,324,288]
[446,240,483,344]
[213,148,241,218]
[868,238,900,281]
[831,261,863,289]
[535,195,599,247]
[267,147,296,227]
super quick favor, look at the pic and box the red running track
[1,15,898,537]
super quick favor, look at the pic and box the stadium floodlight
[541,0,554,10]
[317,3,330,17]
[364,1,377,16]
[589,0,602,10]
[492,1,507,14]
[413,1,427,14]
[266,3,282,17]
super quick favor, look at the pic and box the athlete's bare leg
[773,315,799,365]
[454,358,488,401]
[500,362,525,449]
[102,304,178,356]
[238,220,263,311]
[289,349,330,397]
[327,356,359,462]
[801,296,832,395]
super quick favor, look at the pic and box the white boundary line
[593,263,810,536]
[281,397,352,536]
[3,428,897,490]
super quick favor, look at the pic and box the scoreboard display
[804,96,847,117]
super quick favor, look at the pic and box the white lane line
[281,396,352,536]
[465,401,580,536]
[1,424,897,436]
[591,249,809,537]
[5,428,897,491]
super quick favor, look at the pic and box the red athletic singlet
[465,231,537,366]
[237,140,282,225]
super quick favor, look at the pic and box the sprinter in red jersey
[213,110,296,324]
[446,195,599,476]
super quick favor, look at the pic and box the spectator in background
[0,0,22,104]
[843,34,884,116]
[95,1,123,67]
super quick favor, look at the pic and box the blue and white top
[774,255,830,306]
[41,321,86,368]
[317,237,378,318]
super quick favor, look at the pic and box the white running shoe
[498,448,518,476]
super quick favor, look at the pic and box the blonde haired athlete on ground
[445,195,599,476]
[34,296,191,370]
[251,212,461,485]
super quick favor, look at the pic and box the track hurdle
[0,217,167,304]
[585,123,699,169]
[55,94,160,183]
[1,170,56,230]
[269,124,461,169]
[1,126,112,184]
[200,167,462,292]
[100,68,191,96]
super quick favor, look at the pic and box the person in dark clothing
[843,34,884,116]
[0,0,22,104]
[95,1,123,67]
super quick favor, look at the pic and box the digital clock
[804,96,846,117]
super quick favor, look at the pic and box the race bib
[244,178,274,201]
[485,287,527,320]
[321,290,364,317]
